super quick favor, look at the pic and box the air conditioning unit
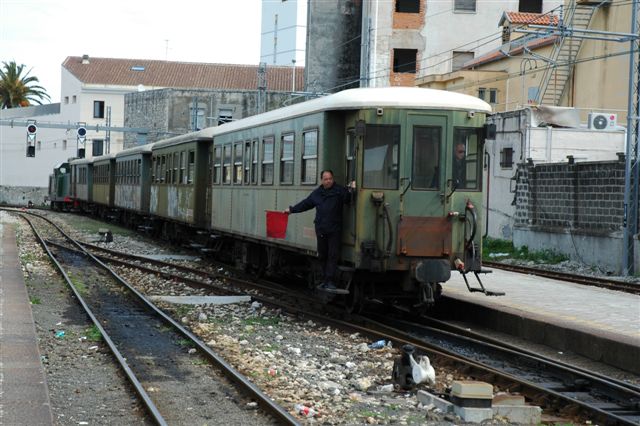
[588,112,617,130]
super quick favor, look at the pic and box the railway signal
[77,126,87,158]
[26,122,37,157]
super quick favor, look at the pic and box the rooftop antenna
[164,39,169,60]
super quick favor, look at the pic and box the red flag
[266,210,289,239]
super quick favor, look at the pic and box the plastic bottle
[294,404,317,418]
[368,339,386,349]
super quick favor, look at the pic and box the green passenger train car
[92,153,116,209]
[48,161,73,210]
[206,87,492,309]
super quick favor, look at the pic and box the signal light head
[77,127,87,137]
[27,124,37,135]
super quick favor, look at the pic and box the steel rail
[17,214,169,426]
[10,210,300,426]
[483,261,640,294]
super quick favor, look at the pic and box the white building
[260,0,307,66]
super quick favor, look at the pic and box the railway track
[11,209,639,425]
[42,229,639,425]
[13,210,298,425]
[483,261,640,294]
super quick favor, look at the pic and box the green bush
[483,237,568,264]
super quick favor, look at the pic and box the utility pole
[105,106,112,153]
[623,0,640,275]
[292,59,296,93]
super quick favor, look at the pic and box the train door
[396,114,452,259]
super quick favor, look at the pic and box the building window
[213,147,222,184]
[190,107,205,131]
[72,95,77,103]
[93,101,105,118]
[37,140,41,151]
[454,0,476,12]
[302,130,318,184]
[234,143,243,184]
[478,87,486,101]
[64,96,69,104]
[92,139,104,156]
[218,108,233,126]
[489,88,498,104]
[527,87,539,104]
[396,0,419,13]
[280,133,294,184]
[262,136,274,185]
[393,49,417,73]
[519,0,542,13]
[500,147,514,168]
[63,140,67,150]
[452,51,474,71]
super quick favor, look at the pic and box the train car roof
[69,157,93,166]
[149,87,492,149]
[92,152,116,164]
[210,87,492,137]
[115,143,155,158]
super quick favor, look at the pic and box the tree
[0,61,50,109]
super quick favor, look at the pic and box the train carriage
[69,157,93,207]
[114,144,154,214]
[91,153,116,214]
[48,161,73,210]
[207,87,492,309]
[150,135,211,232]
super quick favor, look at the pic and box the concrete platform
[0,220,54,425]
[439,269,640,373]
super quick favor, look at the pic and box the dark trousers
[317,231,341,283]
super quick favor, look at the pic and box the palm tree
[0,61,50,108]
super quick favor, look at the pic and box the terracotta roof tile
[462,35,557,69]
[62,56,304,92]
[503,11,559,26]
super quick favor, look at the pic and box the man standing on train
[284,170,356,294]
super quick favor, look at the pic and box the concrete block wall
[515,159,630,232]
[0,186,48,207]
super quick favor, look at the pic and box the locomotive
[52,87,495,311]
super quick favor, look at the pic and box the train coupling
[458,266,505,297]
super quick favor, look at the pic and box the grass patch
[20,251,37,264]
[68,273,88,294]
[191,358,209,366]
[483,237,568,264]
[29,296,41,305]
[243,317,280,326]
[85,325,102,342]
[173,305,193,318]
[176,338,195,348]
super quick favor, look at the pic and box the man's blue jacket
[289,183,353,235]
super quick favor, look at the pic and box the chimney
[82,54,90,64]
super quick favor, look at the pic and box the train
[49,87,495,311]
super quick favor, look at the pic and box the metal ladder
[536,1,605,105]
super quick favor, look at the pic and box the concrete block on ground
[493,405,541,424]
[416,390,453,413]
[150,295,252,305]
[493,393,525,406]
[453,406,493,423]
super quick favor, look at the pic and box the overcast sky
[0,0,263,102]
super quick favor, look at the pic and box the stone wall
[0,186,49,207]
[123,89,300,147]
[515,159,629,233]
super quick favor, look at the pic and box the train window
[262,137,274,185]
[213,147,222,184]
[223,145,232,184]
[412,127,441,190]
[453,128,481,190]
[167,155,173,183]
[179,152,186,184]
[280,133,294,184]
[244,141,251,185]
[173,153,179,184]
[187,150,195,184]
[137,159,142,184]
[234,143,243,184]
[302,130,318,184]
[161,156,166,183]
[346,130,356,184]
[251,140,259,184]
[363,125,400,189]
